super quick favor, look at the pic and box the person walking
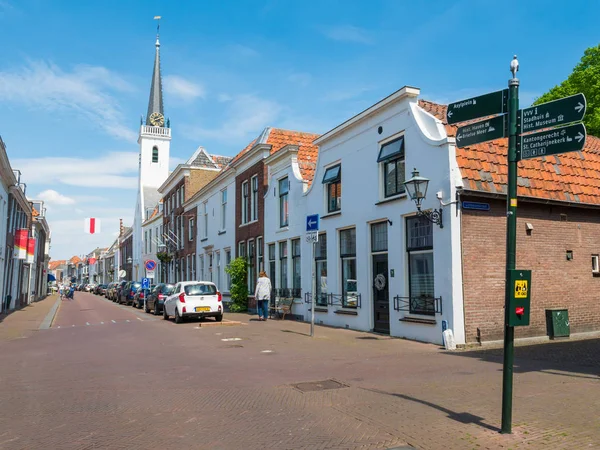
[254,271,271,321]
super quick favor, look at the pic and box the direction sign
[142,277,150,290]
[447,89,508,124]
[306,214,319,232]
[145,259,156,271]
[519,123,586,161]
[520,93,586,134]
[456,115,506,148]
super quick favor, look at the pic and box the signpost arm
[502,56,520,434]
[311,241,316,337]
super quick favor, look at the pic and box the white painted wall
[264,89,465,345]
[141,212,163,284]
[0,179,8,307]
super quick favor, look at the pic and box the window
[593,255,599,274]
[199,255,205,281]
[216,251,221,290]
[371,222,388,252]
[242,181,249,224]
[315,233,327,306]
[180,257,185,282]
[279,178,289,227]
[251,175,259,221]
[149,229,152,253]
[406,216,435,315]
[152,146,159,163]
[202,202,208,238]
[167,197,171,215]
[186,255,190,280]
[192,253,196,280]
[323,164,341,212]
[185,284,217,296]
[268,244,276,289]
[378,136,405,198]
[279,241,288,289]
[176,189,180,208]
[257,237,263,274]
[221,189,227,230]
[247,240,255,291]
[208,253,213,282]
[180,217,185,249]
[292,239,301,297]
[225,249,231,290]
[181,185,185,204]
[144,230,148,254]
[189,218,195,241]
[238,241,246,259]
[340,228,357,308]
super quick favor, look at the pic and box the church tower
[132,27,171,279]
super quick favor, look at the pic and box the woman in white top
[254,271,272,321]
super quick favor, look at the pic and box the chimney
[119,219,123,236]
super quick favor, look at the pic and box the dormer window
[152,146,159,163]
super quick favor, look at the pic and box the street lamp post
[403,168,444,228]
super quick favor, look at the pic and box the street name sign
[447,89,508,124]
[456,115,506,148]
[519,123,586,160]
[520,93,586,134]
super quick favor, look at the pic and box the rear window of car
[184,284,217,296]
[132,282,141,289]
[163,284,175,294]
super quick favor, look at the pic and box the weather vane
[154,15,161,38]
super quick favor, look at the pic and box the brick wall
[461,196,600,343]
[186,170,218,202]
[235,160,265,250]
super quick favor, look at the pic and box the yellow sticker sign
[514,280,528,298]
[510,198,517,207]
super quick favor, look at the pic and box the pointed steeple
[146,29,164,126]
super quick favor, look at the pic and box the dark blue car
[119,281,141,305]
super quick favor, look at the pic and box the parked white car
[163,281,223,324]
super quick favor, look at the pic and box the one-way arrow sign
[520,93,586,134]
[447,89,508,125]
[456,115,506,148]
[519,123,586,160]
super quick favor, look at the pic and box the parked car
[85,284,96,293]
[108,282,119,300]
[163,281,223,323]
[144,283,175,315]
[114,281,127,302]
[120,281,141,305]
[104,282,114,298]
[132,284,155,309]
[95,284,107,295]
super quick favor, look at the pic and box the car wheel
[174,308,183,324]
[153,304,159,315]
[163,307,169,320]
[215,314,223,322]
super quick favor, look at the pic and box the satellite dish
[118,270,126,278]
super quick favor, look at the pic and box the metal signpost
[448,55,587,434]
[306,214,319,337]
[143,260,156,311]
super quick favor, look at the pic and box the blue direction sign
[141,278,150,290]
[306,214,319,232]
[145,260,156,271]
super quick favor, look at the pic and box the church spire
[146,16,164,127]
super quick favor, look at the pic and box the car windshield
[184,284,217,296]
[163,284,175,294]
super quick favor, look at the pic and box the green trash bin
[546,309,570,339]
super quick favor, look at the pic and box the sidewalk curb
[39,296,62,330]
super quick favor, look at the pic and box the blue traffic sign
[141,278,150,290]
[145,259,156,271]
[306,214,319,232]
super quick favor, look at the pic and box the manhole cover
[293,379,347,392]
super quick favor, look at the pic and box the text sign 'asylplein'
[447,89,508,125]
[519,123,586,160]
[456,115,506,148]
[520,93,586,134]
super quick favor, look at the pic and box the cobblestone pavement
[0,292,599,449]
[0,294,58,341]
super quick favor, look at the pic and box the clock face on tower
[149,112,164,127]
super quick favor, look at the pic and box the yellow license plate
[195,307,210,312]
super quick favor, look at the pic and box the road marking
[261,350,273,353]
[126,320,130,323]
[221,337,242,341]
[86,322,90,326]
[57,326,61,329]
[72,325,75,327]
[111,320,116,323]
[137,317,143,321]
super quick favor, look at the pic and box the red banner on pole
[13,229,28,260]
[26,237,36,264]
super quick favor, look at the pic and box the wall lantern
[404,168,443,228]
[127,257,132,264]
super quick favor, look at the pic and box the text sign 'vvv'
[447,89,508,125]
[519,123,586,160]
[456,115,506,148]
[520,93,586,134]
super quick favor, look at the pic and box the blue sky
[0,0,598,260]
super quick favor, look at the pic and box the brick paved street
[0,292,599,450]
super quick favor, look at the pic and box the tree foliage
[534,44,600,137]
[225,257,248,312]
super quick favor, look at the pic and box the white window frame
[242,181,249,224]
[251,175,258,222]
[279,177,289,228]
[593,254,599,273]
[216,251,221,291]
[189,218,194,242]
[203,202,208,239]
[225,249,231,290]
[221,189,227,230]
[199,255,205,281]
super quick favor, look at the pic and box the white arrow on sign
[575,132,585,143]
[456,134,462,141]
[308,218,317,227]
[447,110,453,118]
[575,102,585,113]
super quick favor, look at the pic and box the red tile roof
[48,260,66,270]
[69,256,82,264]
[419,99,600,206]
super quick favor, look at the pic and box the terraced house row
[98,35,600,346]
[0,136,51,313]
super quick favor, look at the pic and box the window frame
[225,249,231,290]
[152,146,159,163]
[188,218,195,241]
[242,181,249,224]
[268,243,276,289]
[279,177,289,228]
[339,228,357,308]
[251,175,259,222]
[291,238,301,297]
[322,164,341,213]
[202,201,208,239]
[257,236,263,274]
[221,189,227,230]
[406,216,435,316]
[315,233,327,306]
[279,241,288,289]
[593,254,600,274]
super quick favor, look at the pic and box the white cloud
[322,25,373,44]
[0,61,136,141]
[164,75,205,102]
[288,72,312,87]
[181,94,282,143]
[12,151,139,189]
[37,189,76,205]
